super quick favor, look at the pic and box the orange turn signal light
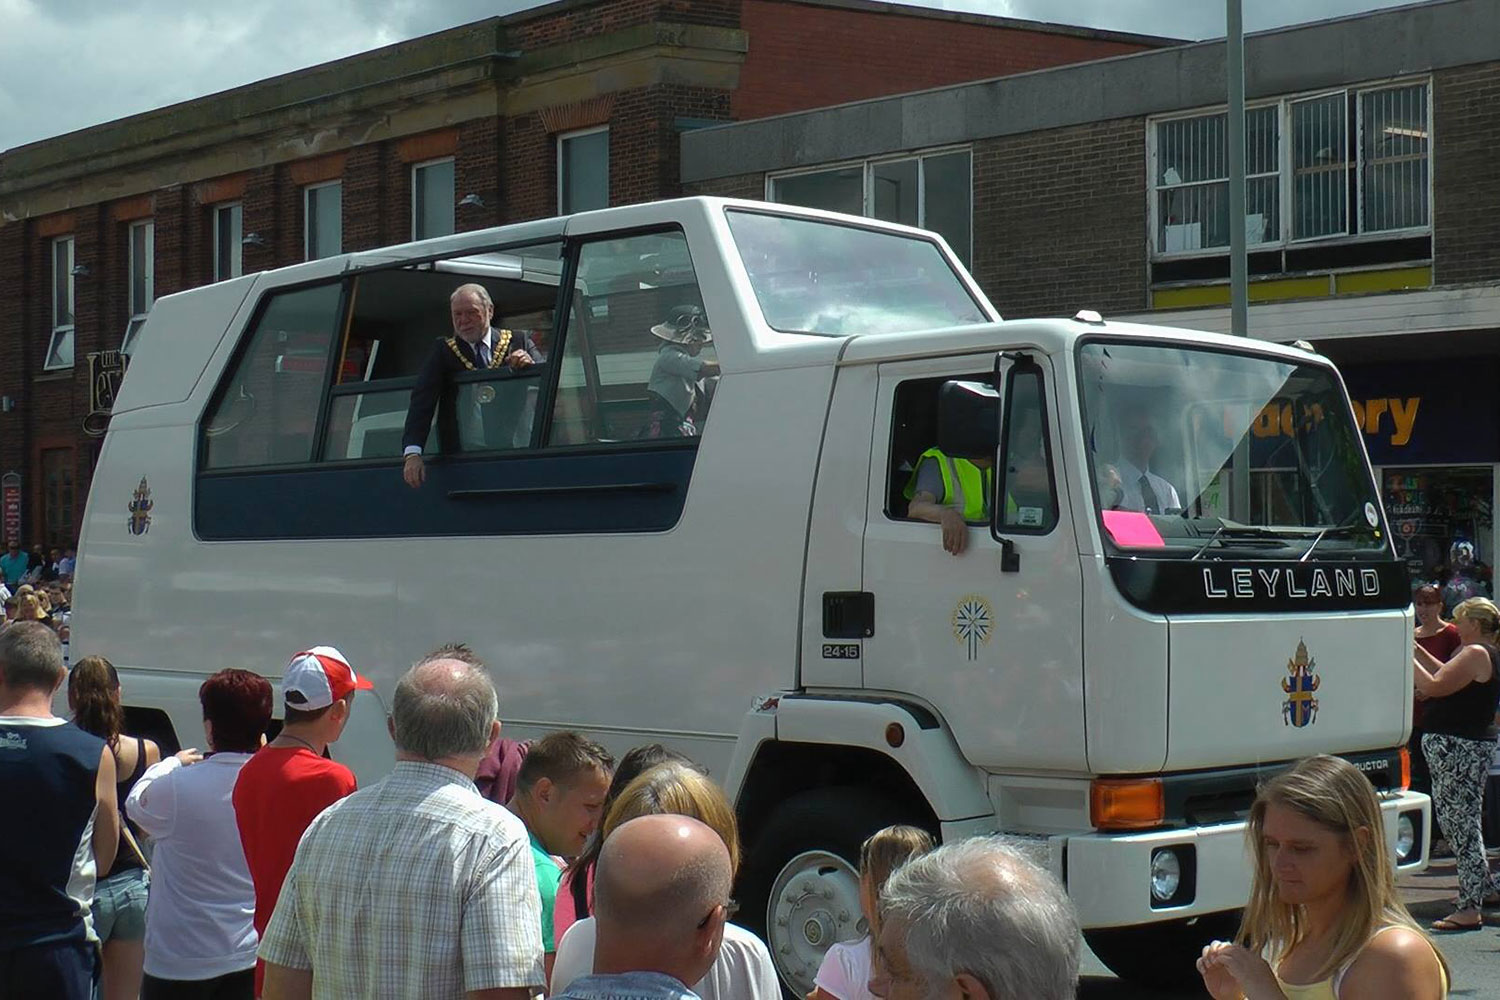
[1398,747,1411,791]
[1090,778,1165,831]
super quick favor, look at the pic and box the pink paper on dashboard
[1102,510,1165,548]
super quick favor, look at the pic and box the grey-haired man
[260,649,543,1000]
[402,283,541,489]
[869,837,1080,1000]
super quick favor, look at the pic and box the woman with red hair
[126,669,271,1000]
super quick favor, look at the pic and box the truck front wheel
[739,787,928,996]
[1083,911,1241,990]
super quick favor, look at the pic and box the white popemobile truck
[74,198,1428,991]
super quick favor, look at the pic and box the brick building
[0,0,1168,551]
[684,0,1500,594]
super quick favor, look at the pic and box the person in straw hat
[641,305,720,439]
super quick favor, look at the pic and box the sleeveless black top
[104,736,149,878]
[1423,643,1500,741]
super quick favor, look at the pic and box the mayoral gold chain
[447,329,513,404]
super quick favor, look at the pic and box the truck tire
[1083,911,1242,991]
[739,787,926,997]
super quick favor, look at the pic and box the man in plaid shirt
[260,647,544,1000]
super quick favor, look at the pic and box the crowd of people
[0,616,1478,1000]
[1,539,74,671]
[1,540,75,657]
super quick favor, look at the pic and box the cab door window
[202,282,343,469]
[886,373,991,520]
[884,366,1058,534]
[546,231,718,446]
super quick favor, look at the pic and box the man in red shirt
[233,646,370,996]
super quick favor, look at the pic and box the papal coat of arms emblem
[127,477,153,536]
[1281,639,1320,727]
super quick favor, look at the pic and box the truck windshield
[1078,341,1388,559]
[725,210,988,336]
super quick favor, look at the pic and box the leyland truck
[73,198,1429,990]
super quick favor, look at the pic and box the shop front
[1341,360,1499,611]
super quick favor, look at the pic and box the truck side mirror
[937,380,999,460]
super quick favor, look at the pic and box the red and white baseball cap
[281,645,373,710]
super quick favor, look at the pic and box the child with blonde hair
[808,825,935,1000]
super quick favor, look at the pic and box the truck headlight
[1395,813,1416,862]
[1150,848,1182,902]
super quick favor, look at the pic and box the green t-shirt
[529,831,563,951]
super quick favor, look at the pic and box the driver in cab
[401,283,540,489]
[1102,402,1180,515]
[906,450,993,556]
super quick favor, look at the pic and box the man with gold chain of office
[402,283,542,489]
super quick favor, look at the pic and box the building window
[1150,79,1430,257]
[1291,93,1347,240]
[1155,106,1279,251]
[123,220,154,355]
[768,148,973,266]
[41,448,75,548]
[214,202,243,280]
[1361,84,1429,232]
[412,158,455,240]
[558,127,610,215]
[769,166,863,217]
[304,181,342,260]
[46,236,75,371]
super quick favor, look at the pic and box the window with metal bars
[1150,80,1428,258]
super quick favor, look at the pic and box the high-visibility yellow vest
[904,448,994,521]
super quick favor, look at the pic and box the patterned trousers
[1423,731,1500,909]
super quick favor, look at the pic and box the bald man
[402,283,542,488]
[552,814,733,1000]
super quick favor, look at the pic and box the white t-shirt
[814,937,874,1000]
[552,916,781,1000]
[126,753,259,981]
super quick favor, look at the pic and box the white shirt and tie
[1112,459,1181,514]
[469,335,493,368]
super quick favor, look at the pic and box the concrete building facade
[682,0,1500,597]
[0,0,1167,550]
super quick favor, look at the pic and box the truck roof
[835,315,1330,367]
[117,197,1329,416]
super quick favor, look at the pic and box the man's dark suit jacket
[401,329,541,454]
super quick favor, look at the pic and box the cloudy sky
[0,0,1421,152]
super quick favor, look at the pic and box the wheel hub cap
[766,851,863,995]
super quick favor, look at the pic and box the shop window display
[1384,467,1493,610]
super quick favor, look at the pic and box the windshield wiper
[1299,510,1371,562]
[1189,522,1286,560]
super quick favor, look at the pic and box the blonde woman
[1414,596,1500,931]
[1196,755,1448,999]
[14,592,48,623]
[551,762,781,1000]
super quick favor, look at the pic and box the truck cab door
[860,352,1086,772]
